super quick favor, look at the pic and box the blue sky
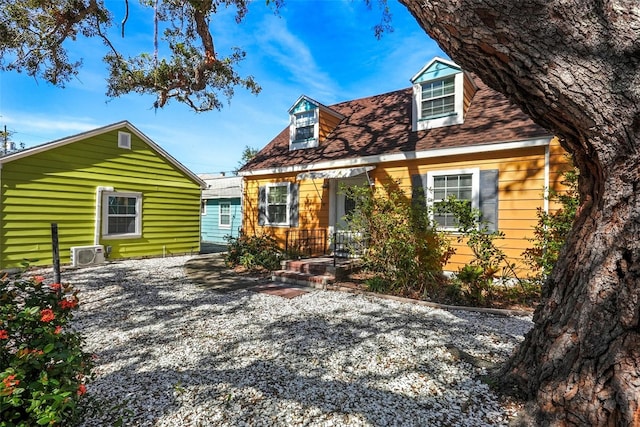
[0,1,445,174]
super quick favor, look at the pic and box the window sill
[419,112,457,121]
[102,233,142,240]
[263,223,291,228]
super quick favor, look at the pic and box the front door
[331,176,368,257]
[334,176,368,230]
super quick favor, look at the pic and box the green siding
[0,126,202,269]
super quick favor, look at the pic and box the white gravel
[33,255,533,426]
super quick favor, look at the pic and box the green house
[0,121,206,270]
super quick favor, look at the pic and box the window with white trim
[290,109,318,150]
[102,192,142,238]
[427,169,479,230]
[421,77,455,119]
[201,200,207,215]
[219,202,231,228]
[266,183,289,225]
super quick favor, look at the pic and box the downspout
[544,145,550,214]
[95,186,114,245]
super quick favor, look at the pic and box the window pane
[268,186,287,204]
[458,189,472,200]
[433,189,446,200]
[433,176,446,189]
[108,217,136,234]
[459,174,472,187]
[268,205,287,223]
[295,125,314,141]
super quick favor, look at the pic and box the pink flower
[54,326,63,335]
[40,309,55,322]
[49,283,62,292]
[0,330,7,340]
[33,276,45,284]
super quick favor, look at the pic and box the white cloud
[254,15,339,102]
[2,113,100,145]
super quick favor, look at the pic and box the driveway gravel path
[35,255,533,426]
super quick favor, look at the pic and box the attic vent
[118,131,131,149]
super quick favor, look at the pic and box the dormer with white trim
[411,57,477,132]
[289,95,344,151]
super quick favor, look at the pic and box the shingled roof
[240,77,550,173]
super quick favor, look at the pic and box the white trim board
[239,137,552,177]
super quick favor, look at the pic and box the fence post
[51,223,61,284]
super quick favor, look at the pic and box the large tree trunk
[399,1,640,425]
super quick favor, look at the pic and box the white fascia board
[238,136,552,177]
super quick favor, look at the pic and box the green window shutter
[411,174,429,206]
[258,186,266,226]
[479,169,499,232]
[289,183,299,227]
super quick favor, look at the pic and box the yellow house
[238,57,569,272]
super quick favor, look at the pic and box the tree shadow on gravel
[61,258,532,426]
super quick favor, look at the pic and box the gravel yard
[35,255,533,426]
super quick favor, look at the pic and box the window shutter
[289,183,299,227]
[410,174,429,206]
[479,169,499,232]
[258,186,267,226]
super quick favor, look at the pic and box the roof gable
[0,121,206,189]
[288,95,346,119]
[410,57,461,83]
[289,96,318,114]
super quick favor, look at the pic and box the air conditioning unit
[70,245,105,267]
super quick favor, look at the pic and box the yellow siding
[243,141,571,275]
[243,175,328,247]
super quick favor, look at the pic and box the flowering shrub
[0,273,93,426]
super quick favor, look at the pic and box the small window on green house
[102,192,142,238]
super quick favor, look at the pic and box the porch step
[281,258,335,275]
[272,257,362,288]
[271,270,335,288]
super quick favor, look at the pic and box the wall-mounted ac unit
[70,245,105,267]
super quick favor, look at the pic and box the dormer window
[293,110,317,142]
[421,77,456,119]
[289,97,320,150]
[411,57,477,132]
[288,95,345,152]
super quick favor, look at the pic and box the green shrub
[523,165,579,282]
[225,234,285,271]
[437,196,518,305]
[345,182,453,298]
[1,272,93,426]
